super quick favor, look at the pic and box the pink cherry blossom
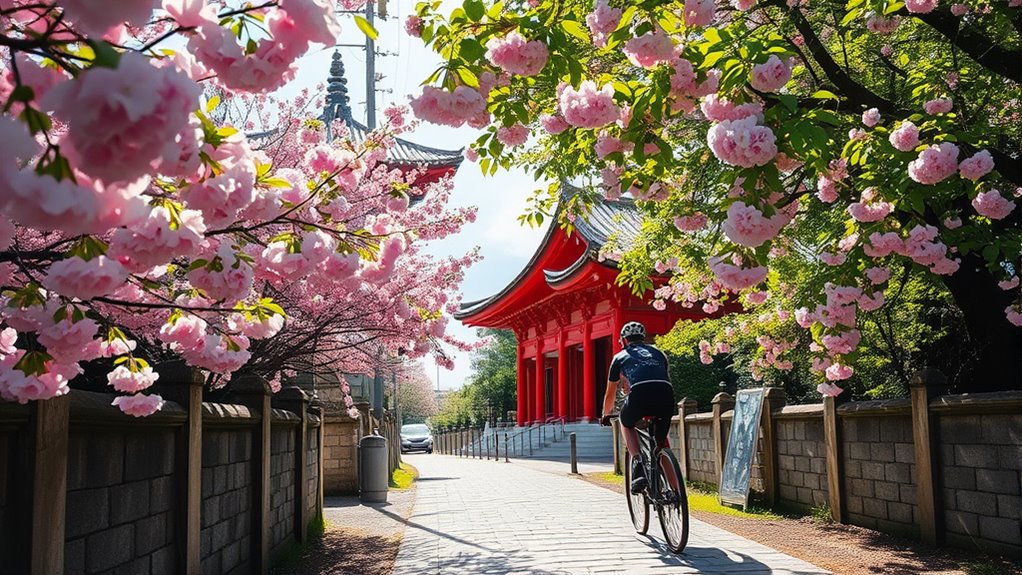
[683,0,715,27]
[163,0,217,28]
[709,257,769,291]
[908,143,959,185]
[0,358,79,404]
[905,0,939,12]
[858,291,886,311]
[923,97,953,114]
[820,252,847,266]
[42,52,200,184]
[700,95,763,122]
[943,216,963,229]
[43,256,129,300]
[594,131,622,159]
[999,277,1020,290]
[880,45,894,57]
[866,13,900,34]
[464,148,479,162]
[558,81,619,129]
[795,308,816,328]
[822,329,861,354]
[721,201,789,247]
[497,124,530,147]
[37,318,100,362]
[972,189,1016,220]
[817,382,844,397]
[865,267,891,284]
[707,116,778,168]
[847,193,894,222]
[862,108,881,127]
[107,365,160,394]
[624,29,674,69]
[746,291,769,304]
[404,15,423,37]
[749,55,792,92]
[586,0,622,47]
[958,150,994,181]
[1005,305,1022,327]
[59,0,157,36]
[410,86,489,128]
[485,32,549,76]
[540,114,570,134]
[113,393,166,417]
[109,206,207,271]
[889,121,920,152]
[674,213,708,231]
[951,3,969,15]
[825,362,854,381]
[816,177,839,203]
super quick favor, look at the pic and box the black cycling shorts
[619,381,675,444]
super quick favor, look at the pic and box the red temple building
[455,187,710,427]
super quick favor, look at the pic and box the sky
[282,2,552,390]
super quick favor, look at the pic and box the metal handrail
[502,417,569,458]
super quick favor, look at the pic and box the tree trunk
[941,252,1022,392]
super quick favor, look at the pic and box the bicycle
[608,414,690,553]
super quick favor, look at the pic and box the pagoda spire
[323,51,354,128]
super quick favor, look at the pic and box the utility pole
[365,0,377,129]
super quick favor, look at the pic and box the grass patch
[594,471,625,484]
[686,488,782,519]
[390,462,417,490]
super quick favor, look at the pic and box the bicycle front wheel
[624,452,649,534]
[656,448,689,553]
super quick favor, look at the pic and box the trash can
[359,434,388,503]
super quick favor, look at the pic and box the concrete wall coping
[837,397,911,417]
[930,390,1022,414]
[774,404,824,419]
[685,413,714,422]
[203,401,256,423]
[271,408,301,425]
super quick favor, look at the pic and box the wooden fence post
[676,398,697,479]
[274,386,311,544]
[910,369,946,546]
[823,395,844,523]
[761,387,787,508]
[29,395,70,575]
[309,397,325,521]
[611,419,621,475]
[234,374,272,575]
[711,392,734,487]
[156,360,204,575]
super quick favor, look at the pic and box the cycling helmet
[620,321,646,342]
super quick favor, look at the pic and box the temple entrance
[545,366,555,418]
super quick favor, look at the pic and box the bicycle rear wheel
[655,448,689,553]
[624,452,649,534]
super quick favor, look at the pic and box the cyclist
[600,321,675,494]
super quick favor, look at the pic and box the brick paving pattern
[393,454,830,574]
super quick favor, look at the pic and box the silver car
[400,424,433,453]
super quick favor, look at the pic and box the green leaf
[981,244,999,262]
[777,94,798,113]
[87,40,122,69]
[459,38,485,61]
[561,20,590,42]
[455,67,479,88]
[354,15,379,40]
[464,0,485,22]
[811,90,840,100]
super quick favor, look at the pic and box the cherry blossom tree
[0,0,477,418]
[394,362,439,424]
[409,0,1022,393]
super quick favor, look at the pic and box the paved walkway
[393,454,830,575]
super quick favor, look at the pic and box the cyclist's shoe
[630,458,648,494]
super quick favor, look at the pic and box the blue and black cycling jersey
[608,343,671,387]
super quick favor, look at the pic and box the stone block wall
[685,418,715,484]
[323,416,360,495]
[841,415,918,537]
[776,417,828,509]
[940,413,1022,554]
[200,427,253,575]
[64,429,177,575]
[269,426,296,556]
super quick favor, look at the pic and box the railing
[432,418,568,460]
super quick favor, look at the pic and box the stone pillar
[516,344,527,427]
[711,392,734,487]
[233,374,272,575]
[534,343,546,423]
[155,360,204,575]
[676,398,697,479]
[582,324,596,422]
[761,387,787,508]
[28,395,70,575]
[823,395,844,523]
[274,386,311,543]
[557,332,568,419]
[309,397,325,520]
[910,369,945,546]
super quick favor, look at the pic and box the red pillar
[583,323,596,421]
[516,343,527,427]
[612,308,624,353]
[556,331,568,419]
[535,341,546,423]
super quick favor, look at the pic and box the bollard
[528,427,533,456]
[504,432,509,462]
[486,434,491,460]
[570,432,578,474]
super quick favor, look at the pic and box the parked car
[400,424,433,453]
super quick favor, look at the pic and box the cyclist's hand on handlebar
[600,415,614,427]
